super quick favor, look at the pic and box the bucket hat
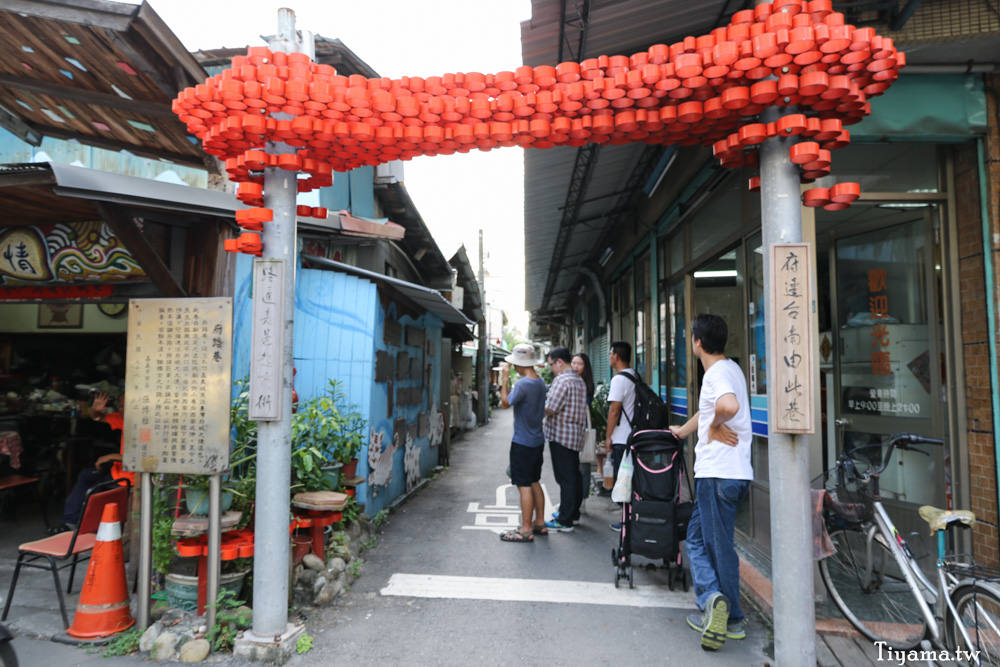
[504,343,540,368]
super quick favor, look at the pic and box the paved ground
[287,409,773,666]
[3,409,776,665]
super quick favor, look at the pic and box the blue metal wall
[233,255,443,515]
[366,301,442,514]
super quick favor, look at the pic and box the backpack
[617,371,669,432]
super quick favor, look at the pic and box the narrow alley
[288,408,772,666]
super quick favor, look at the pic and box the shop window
[747,233,766,395]
[634,254,650,380]
[665,280,687,404]
[836,219,931,420]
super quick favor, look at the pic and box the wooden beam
[0,74,175,118]
[25,121,206,168]
[96,202,186,298]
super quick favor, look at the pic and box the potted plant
[289,381,366,492]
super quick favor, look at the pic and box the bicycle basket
[832,457,875,506]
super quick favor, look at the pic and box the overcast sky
[145,0,533,331]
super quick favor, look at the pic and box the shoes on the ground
[609,521,622,531]
[544,519,574,532]
[700,592,730,651]
[47,523,73,536]
[552,511,581,522]
[688,615,744,640]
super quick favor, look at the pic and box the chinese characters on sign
[250,259,285,421]
[123,298,233,474]
[770,244,814,434]
[868,268,891,375]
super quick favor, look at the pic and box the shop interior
[0,303,128,536]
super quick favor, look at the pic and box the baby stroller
[612,429,692,590]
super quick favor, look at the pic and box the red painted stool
[175,528,254,615]
[291,491,348,559]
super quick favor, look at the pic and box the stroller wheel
[614,571,620,588]
[611,547,618,566]
[627,566,635,589]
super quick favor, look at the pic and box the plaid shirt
[543,371,588,451]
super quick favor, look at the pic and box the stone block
[180,638,210,663]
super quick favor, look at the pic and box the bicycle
[818,433,1000,664]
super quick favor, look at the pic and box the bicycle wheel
[819,528,929,649]
[947,582,1000,664]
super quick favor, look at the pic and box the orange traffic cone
[66,503,135,639]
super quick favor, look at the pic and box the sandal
[532,524,548,535]
[500,529,534,542]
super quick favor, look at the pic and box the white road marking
[462,484,557,534]
[380,573,696,609]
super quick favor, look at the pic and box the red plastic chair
[1,479,130,627]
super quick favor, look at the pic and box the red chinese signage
[868,268,890,374]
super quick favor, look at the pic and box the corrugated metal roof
[519,1,733,316]
[523,142,643,312]
[521,0,733,66]
[302,254,473,326]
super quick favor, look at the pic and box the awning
[8,162,242,219]
[0,0,209,167]
[302,255,474,327]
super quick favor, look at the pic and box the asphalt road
[289,408,773,667]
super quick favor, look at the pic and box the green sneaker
[726,620,746,640]
[700,592,730,650]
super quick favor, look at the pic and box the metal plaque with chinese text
[250,259,285,421]
[770,243,815,434]
[123,298,233,474]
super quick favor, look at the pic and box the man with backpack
[605,341,637,531]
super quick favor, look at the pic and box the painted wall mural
[403,432,420,493]
[367,427,397,496]
[0,222,145,286]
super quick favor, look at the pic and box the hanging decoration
[173,0,902,255]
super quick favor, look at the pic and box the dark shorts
[509,442,544,487]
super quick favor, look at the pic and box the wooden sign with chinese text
[769,243,815,434]
[123,298,232,474]
[250,259,285,421]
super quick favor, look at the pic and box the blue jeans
[60,467,112,525]
[686,477,750,622]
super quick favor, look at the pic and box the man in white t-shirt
[669,314,752,651]
[604,340,636,531]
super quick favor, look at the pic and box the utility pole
[238,8,311,657]
[477,229,489,425]
[757,0,817,659]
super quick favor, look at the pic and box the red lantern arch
[172,0,900,254]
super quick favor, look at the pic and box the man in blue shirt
[498,343,547,542]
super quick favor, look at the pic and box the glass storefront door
[832,208,947,541]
